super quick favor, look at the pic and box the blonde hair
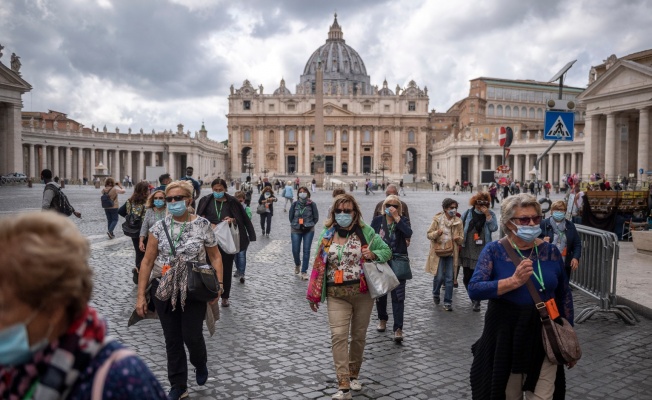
[0,212,93,323]
[325,194,364,228]
[165,180,193,199]
[383,194,403,215]
[551,200,567,212]
[500,193,542,232]
[146,189,166,208]
[234,190,246,200]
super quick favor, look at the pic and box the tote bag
[214,221,238,254]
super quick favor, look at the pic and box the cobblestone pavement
[2,184,652,399]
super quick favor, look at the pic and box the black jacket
[197,193,256,251]
[370,215,412,255]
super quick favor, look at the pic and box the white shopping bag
[214,221,238,254]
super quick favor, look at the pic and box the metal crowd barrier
[573,225,639,325]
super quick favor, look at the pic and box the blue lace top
[468,240,574,323]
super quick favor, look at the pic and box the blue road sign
[544,111,575,141]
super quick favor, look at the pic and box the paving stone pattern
[2,185,651,399]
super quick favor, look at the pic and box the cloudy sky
[1,0,650,141]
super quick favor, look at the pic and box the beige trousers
[505,357,558,400]
[326,292,374,389]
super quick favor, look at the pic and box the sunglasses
[386,204,400,208]
[476,201,489,205]
[334,209,354,214]
[511,216,542,225]
[165,195,187,203]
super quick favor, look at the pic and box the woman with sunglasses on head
[289,186,319,280]
[307,194,391,400]
[468,193,575,400]
[258,186,278,237]
[370,194,412,342]
[426,198,464,311]
[460,192,498,312]
[196,178,256,305]
[135,181,224,400]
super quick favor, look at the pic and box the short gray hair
[500,193,542,232]
[385,184,398,195]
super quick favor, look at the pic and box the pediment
[301,102,355,116]
[0,62,32,92]
[578,60,652,100]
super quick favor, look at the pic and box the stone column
[114,150,121,181]
[90,148,96,178]
[490,154,496,170]
[513,154,520,183]
[604,113,616,180]
[297,126,304,175]
[638,108,650,174]
[169,151,176,179]
[279,127,285,174]
[392,127,401,175]
[471,154,479,188]
[373,127,380,169]
[304,127,311,175]
[77,149,84,181]
[7,104,23,174]
[126,150,133,183]
[257,126,265,175]
[547,153,554,183]
[65,147,72,181]
[29,144,36,179]
[560,153,566,184]
[335,127,342,174]
[355,127,362,174]
[230,127,240,174]
[52,146,59,178]
[141,151,146,181]
[348,127,354,175]
[570,152,577,175]
[582,114,598,175]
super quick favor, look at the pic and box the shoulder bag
[121,202,143,238]
[162,219,220,302]
[389,253,412,280]
[357,227,399,299]
[500,237,581,365]
[214,220,238,254]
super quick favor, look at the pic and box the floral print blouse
[326,234,363,284]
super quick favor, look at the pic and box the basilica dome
[298,14,372,96]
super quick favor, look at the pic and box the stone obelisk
[312,56,325,187]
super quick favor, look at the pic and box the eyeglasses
[334,209,354,214]
[511,216,542,225]
[476,200,489,205]
[165,195,187,203]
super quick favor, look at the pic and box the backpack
[101,188,113,208]
[121,202,144,238]
[45,183,74,216]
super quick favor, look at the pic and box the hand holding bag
[500,237,581,365]
[230,222,240,253]
[360,233,399,299]
[256,204,268,215]
[214,221,238,254]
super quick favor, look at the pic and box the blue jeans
[104,208,119,234]
[291,230,315,273]
[235,250,247,276]
[376,280,406,331]
[432,256,454,305]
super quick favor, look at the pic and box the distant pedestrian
[489,184,500,208]
[241,175,254,206]
[372,184,410,220]
[283,180,294,211]
[101,177,125,239]
[258,186,278,237]
[41,168,82,218]
[233,191,252,283]
[426,198,464,311]
[180,166,202,208]
[399,179,406,196]
[289,186,319,279]
[119,181,149,284]
[138,189,167,268]
[155,173,171,192]
[312,178,317,193]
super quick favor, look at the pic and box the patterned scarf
[155,257,188,311]
[0,307,107,400]
[306,227,336,304]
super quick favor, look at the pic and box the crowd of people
[24,168,584,400]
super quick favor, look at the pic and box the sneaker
[167,386,189,400]
[394,329,404,343]
[300,272,309,280]
[443,304,453,312]
[377,320,387,332]
[240,276,245,284]
[331,390,352,400]
[233,271,240,278]
[295,265,300,275]
[472,300,481,312]
[433,297,440,305]
[195,364,208,385]
[132,268,139,285]
[350,379,363,391]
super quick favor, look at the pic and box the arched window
[521,106,527,117]
[497,105,503,116]
[384,131,390,142]
[342,130,348,142]
[326,129,333,142]
[268,130,275,143]
[529,108,535,119]
[288,129,296,142]
[513,107,519,118]
[408,130,415,143]
[243,129,251,143]
[488,104,495,116]
[505,106,511,117]
[364,129,371,142]
[537,108,543,119]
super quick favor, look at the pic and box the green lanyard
[168,215,188,256]
[23,381,37,400]
[388,222,396,237]
[214,200,224,221]
[297,205,306,216]
[512,240,545,291]
[337,232,350,264]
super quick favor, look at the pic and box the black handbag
[162,220,220,302]
[121,205,143,238]
[389,253,412,280]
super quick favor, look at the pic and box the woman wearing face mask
[139,190,167,257]
[426,198,464,311]
[136,181,224,400]
[289,186,319,279]
[0,212,166,399]
[196,179,256,306]
[539,200,581,280]
[307,194,391,400]
[468,193,575,399]
[460,192,498,312]
[118,181,150,285]
[258,186,278,237]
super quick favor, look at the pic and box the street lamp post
[260,167,269,177]
[373,169,379,185]
[243,162,255,178]
[378,161,389,186]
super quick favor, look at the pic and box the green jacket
[314,223,392,263]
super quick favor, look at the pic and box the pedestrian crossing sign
[544,111,574,141]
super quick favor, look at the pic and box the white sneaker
[300,272,309,280]
[350,379,362,391]
[331,390,352,400]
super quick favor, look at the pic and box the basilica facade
[227,15,430,182]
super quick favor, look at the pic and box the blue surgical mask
[0,311,44,366]
[512,225,542,243]
[385,207,391,215]
[335,213,353,228]
[213,191,225,199]
[447,209,457,217]
[153,199,165,208]
[298,193,308,200]
[552,211,566,222]
[167,201,187,216]
[264,193,271,198]
[474,208,483,214]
